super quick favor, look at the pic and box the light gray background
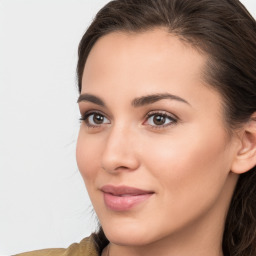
[0,0,255,255]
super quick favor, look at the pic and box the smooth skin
[76,28,256,256]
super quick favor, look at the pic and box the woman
[15,0,256,255]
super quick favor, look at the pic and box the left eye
[82,112,110,127]
[145,113,176,127]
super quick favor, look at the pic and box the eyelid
[145,110,178,119]
[80,109,109,119]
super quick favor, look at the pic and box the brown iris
[153,115,166,125]
[93,114,104,124]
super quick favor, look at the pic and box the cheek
[76,130,101,184]
[143,126,232,203]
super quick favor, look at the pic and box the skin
[76,28,241,256]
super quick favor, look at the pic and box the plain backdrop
[0,0,255,255]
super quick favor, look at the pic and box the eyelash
[79,110,178,129]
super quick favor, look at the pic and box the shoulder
[13,235,99,256]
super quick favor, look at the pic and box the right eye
[80,112,110,127]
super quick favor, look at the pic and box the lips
[101,185,154,211]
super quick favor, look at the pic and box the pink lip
[101,185,154,211]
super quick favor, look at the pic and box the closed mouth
[100,185,154,211]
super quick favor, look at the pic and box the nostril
[116,166,129,170]
[101,165,130,172]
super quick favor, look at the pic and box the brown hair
[77,0,256,255]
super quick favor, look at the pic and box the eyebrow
[77,93,105,106]
[77,93,190,107]
[132,93,190,107]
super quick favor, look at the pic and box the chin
[106,232,152,247]
[102,221,160,246]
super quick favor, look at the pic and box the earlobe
[231,113,256,174]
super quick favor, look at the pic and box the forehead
[82,28,207,90]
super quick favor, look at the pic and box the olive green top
[14,235,99,256]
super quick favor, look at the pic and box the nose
[101,124,140,174]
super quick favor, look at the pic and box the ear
[231,113,256,174]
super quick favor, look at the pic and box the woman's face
[76,29,239,247]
